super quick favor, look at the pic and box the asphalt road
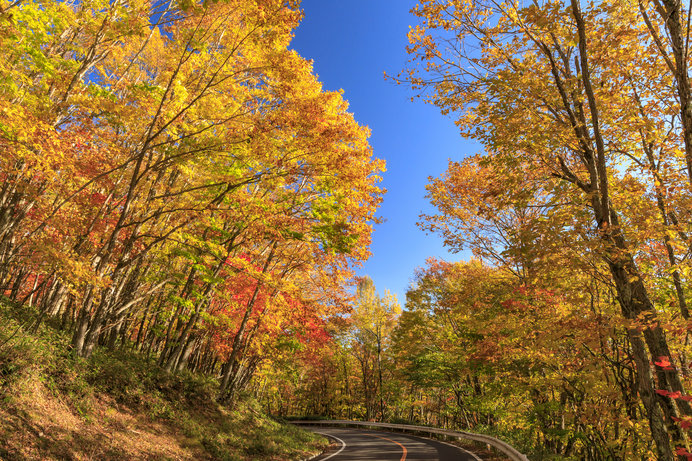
[305,426,482,461]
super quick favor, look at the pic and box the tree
[394,258,635,457]
[0,0,384,407]
[399,0,692,457]
[348,277,401,420]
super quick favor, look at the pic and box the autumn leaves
[398,0,692,458]
[0,0,382,404]
[8,0,692,457]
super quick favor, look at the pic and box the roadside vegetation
[0,298,326,460]
[0,0,379,458]
[258,1,692,459]
[9,0,692,458]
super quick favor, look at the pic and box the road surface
[305,426,482,461]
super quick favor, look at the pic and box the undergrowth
[0,298,326,460]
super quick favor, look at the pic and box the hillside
[0,299,326,460]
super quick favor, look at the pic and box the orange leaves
[0,0,384,372]
[407,24,427,45]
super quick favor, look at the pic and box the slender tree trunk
[218,243,276,403]
[165,310,199,372]
[648,0,692,185]
[71,286,95,354]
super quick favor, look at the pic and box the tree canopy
[0,0,383,405]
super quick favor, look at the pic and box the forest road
[305,426,482,461]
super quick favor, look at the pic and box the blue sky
[290,0,475,304]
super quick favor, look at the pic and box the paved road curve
[305,426,482,461]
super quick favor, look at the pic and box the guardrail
[291,419,529,461]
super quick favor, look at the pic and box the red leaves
[653,368,692,404]
[655,388,692,401]
[675,446,692,460]
[654,356,675,370]
[672,417,692,430]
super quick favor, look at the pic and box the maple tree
[397,259,649,458]
[380,0,692,458]
[0,0,383,407]
[10,0,692,457]
[260,277,402,421]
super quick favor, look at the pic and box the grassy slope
[0,299,327,460]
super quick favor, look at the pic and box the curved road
[305,426,482,461]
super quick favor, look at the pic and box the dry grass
[0,301,327,461]
[0,379,202,460]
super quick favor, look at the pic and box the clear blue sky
[290,0,475,304]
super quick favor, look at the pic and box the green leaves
[0,0,383,410]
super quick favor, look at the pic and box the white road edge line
[436,439,483,461]
[313,431,347,460]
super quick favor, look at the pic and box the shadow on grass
[0,407,179,461]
